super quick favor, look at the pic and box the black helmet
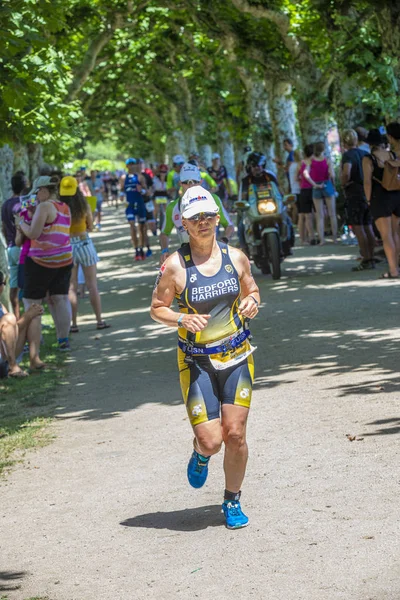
[246,152,266,169]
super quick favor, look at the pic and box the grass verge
[0,313,66,477]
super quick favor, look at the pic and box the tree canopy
[1,0,399,163]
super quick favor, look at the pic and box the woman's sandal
[9,369,29,378]
[70,325,79,334]
[96,321,111,330]
[380,272,399,279]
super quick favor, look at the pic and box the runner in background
[153,164,169,233]
[121,158,149,261]
[167,155,185,200]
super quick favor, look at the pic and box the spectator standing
[87,170,104,231]
[363,127,400,278]
[59,176,109,332]
[1,171,28,318]
[304,142,337,245]
[207,153,232,208]
[297,145,316,244]
[340,129,375,271]
[287,149,301,227]
[273,138,295,190]
[355,127,370,153]
[17,176,73,364]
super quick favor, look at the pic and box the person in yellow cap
[59,176,110,333]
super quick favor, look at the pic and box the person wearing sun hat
[16,174,73,362]
[159,163,234,263]
[151,182,260,530]
[59,176,109,333]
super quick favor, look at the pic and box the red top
[299,162,312,189]
[310,158,329,182]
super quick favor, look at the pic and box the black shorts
[23,257,72,299]
[146,210,155,221]
[346,199,372,226]
[298,188,313,213]
[17,263,25,291]
[370,189,400,220]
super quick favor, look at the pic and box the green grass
[0,312,67,477]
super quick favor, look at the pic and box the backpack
[373,151,400,191]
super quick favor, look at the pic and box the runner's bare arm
[150,255,211,332]
[229,247,260,319]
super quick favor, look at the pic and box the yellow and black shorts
[178,347,254,427]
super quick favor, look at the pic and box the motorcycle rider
[238,152,294,256]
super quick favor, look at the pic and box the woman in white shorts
[60,176,110,332]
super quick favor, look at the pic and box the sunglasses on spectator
[187,212,218,222]
[181,179,200,185]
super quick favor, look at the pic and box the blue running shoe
[187,451,210,488]
[146,248,153,258]
[222,501,249,529]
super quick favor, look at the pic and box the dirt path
[1,206,400,600]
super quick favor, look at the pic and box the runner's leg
[82,264,102,324]
[221,405,249,493]
[69,265,79,328]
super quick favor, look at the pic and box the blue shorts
[7,246,21,288]
[126,200,147,224]
[312,180,335,200]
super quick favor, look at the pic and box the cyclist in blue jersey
[121,158,149,261]
[151,186,260,529]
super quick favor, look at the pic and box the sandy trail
[1,207,400,600]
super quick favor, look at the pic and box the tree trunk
[0,144,14,207]
[12,143,29,176]
[28,143,43,184]
[219,131,236,179]
[267,81,297,190]
[333,78,366,134]
[199,144,212,169]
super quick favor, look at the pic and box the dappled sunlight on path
[2,208,400,600]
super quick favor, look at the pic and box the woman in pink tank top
[17,176,73,368]
[304,142,337,245]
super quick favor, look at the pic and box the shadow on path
[362,416,400,437]
[120,504,223,532]
[0,570,26,591]
[52,212,400,426]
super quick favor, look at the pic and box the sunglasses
[0,280,6,286]
[187,212,218,222]
[181,180,199,185]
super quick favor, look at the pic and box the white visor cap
[181,185,219,219]
[179,162,201,183]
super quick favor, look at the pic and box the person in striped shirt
[17,176,73,363]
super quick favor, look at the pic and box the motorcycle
[235,181,296,279]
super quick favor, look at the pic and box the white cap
[181,185,219,219]
[211,153,220,160]
[179,162,201,183]
[172,154,185,164]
